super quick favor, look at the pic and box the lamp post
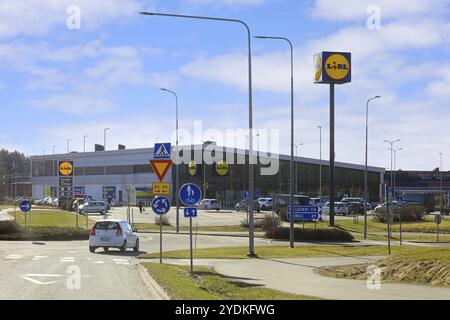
[254,35,295,248]
[141,11,256,257]
[104,128,109,151]
[440,152,443,213]
[84,135,88,153]
[363,96,381,239]
[160,88,180,234]
[384,139,400,239]
[291,143,304,194]
[317,125,322,198]
[66,139,71,155]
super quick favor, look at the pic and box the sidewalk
[0,209,13,221]
[146,256,450,300]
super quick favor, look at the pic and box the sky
[0,0,449,171]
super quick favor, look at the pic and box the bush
[0,223,89,241]
[374,205,425,223]
[155,215,171,226]
[266,227,354,242]
[240,214,281,230]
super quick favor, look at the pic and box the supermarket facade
[30,143,385,207]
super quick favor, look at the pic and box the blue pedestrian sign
[243,191,250,201]
[184,207,198,218]
[20,200,32,212]
[287,205,321,221]
[151,196,171,215]
[153,143,171,159]
[179,183,202,206]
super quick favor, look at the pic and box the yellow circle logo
[59,161,73,176]
[215,161,229,176]
[188,161,197,176]
[314,54,322,81]
[325,54,350,80]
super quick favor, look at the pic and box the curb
[137,263,170,300]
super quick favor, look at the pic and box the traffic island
[0,221,89,241]
[266,227,354,242]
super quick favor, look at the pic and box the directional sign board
[20,200,32,212]
[151,196,171,215]
[152,182,170,196]
[184,207,198,218]
[287,206,321,221]
[153,143,171,159]
[179,183,202,206]
[150,159,172,182]
[435,214,442,225]
[59,177,73,187]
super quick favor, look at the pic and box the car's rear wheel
[89,246,96,253]
[121,240,127,253]
[103,247,109,252]
[101,210,106,215]
[133,239,139,252]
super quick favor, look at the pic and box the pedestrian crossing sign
[153,143,171,159]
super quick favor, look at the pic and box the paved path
[0,209,13,221]
[149,256,450,300]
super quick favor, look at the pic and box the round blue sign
[179,183,202,206]
[20,200,32,212]
[151,196,171,215]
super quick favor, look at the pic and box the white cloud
[312,0,449,21]
[29,94,116,114]
[184,0,270,7]
[0,0,143,39]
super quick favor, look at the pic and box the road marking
[113,258,130,265]
[32,256,48,261]
[5,255,22,259]
[21,274,63,285]
[93,261,104,264]
[60,257,75,262]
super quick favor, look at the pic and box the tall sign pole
[314,51,352,227]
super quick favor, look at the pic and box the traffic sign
[20,200,32,212]
[184,207,198,218]
[435,214,442,225]
[151,196,171,215]
[243,191,250,201]
[153,143,171,159]
[152,182,170,196]
[150,159,172,182]
[287,206,320,221]
[179,183,202,206]
[59,161,74,176]
[59,177,73,187]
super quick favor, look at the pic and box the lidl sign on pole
[314,52,351,84]
[287,206,321,221]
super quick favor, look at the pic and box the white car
[321,202,351,216]
[78,201,108,215]
[197,199,222,211]
[89,220,139,253]
[257,197,273,210]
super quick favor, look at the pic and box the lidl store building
[30,143,385,207]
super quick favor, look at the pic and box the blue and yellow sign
[314,52,351,84]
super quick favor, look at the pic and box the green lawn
[134,223,262,233]
[8,209,95,228]
[142,262,318,300]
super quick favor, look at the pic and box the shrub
[0,221,22,234]
[155,215,171,226]
[240,214,281,230]
[266,227,354,242]
[374,205,425,223]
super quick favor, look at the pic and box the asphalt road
[0,232,272,300]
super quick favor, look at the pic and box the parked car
[198,199,222,211]
[257,197,273,210]
[341,197,371,213]
[311,197,323,207]
[72,198,85,212]
[78,201,108,215]
[321,202,351,216]
[235,200,261,213]
[89,220,139,253]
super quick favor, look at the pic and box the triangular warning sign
[150,159,172,182]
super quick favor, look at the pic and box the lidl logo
[215,161,229,176]
[59,161,74,176]
[188,161,197,176]
[325,54,350,80]
[314,51,351,84]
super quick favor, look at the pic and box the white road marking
[21,274,63,285]
[93,261,104,264]
[5,255,23,259]
[113,258,130,265]
[32,256,48,261]
[60,257,75,262]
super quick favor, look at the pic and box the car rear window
[94,221,120,230]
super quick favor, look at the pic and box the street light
[66,139,71,155]
[291,142,304,194]
[141,11,256,257]
[363,95,381,239]
[393,147,402,196]
[440,152,443,213]
[384,139,400,196]
[254,35,296,248]
[160,88,180,234]
[104,128,110,151]
[317,125,322,198]
[84,135,88,153]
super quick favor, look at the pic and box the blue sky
[1,0,450,170]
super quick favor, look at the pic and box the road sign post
[184,207,198,273]
[151,196,171,264]
[20,200,32,230]
[435,214,442,242]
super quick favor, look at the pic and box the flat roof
[30,144,385,173]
